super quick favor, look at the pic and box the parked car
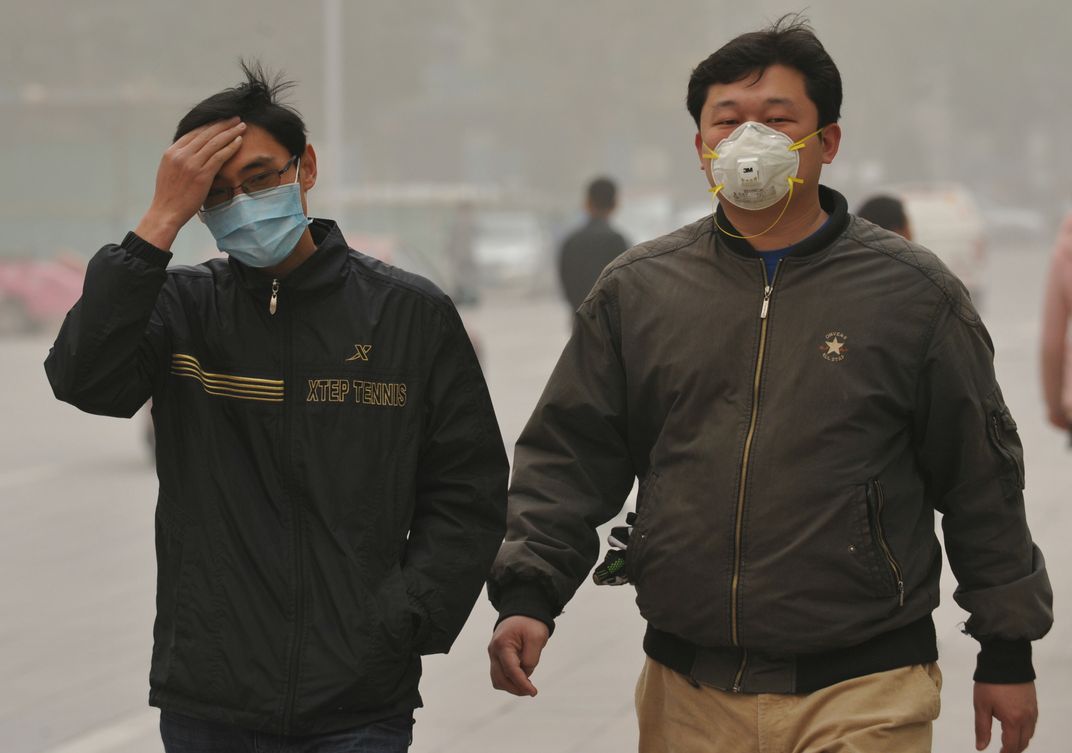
[0,256,85,335]
[473,209,552,293]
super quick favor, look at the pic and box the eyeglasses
[202,156,299,210]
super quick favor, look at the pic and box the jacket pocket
[986,390,1026,496]
[863,480,905,606]
[380,565,418,658]
[149,504,186,688]
[628,471,661,583]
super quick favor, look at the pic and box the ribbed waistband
[643,615,937,694]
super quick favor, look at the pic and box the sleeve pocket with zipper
[984,387,1026,499]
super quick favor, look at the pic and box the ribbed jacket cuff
[974,639,1035,683]
[494,582,556,637]
[122,231,173,267]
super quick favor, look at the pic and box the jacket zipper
[730,262,780,692]
[280,299,305,732]
[870,480,904,606]
[269,278,280,315]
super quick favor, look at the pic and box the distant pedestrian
[557,177,629,310]
[1041,211,1072,440]
[856,194,912,240]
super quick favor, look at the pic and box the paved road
[1,242,1068,752]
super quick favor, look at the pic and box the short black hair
[173,60,307,156]
[856,195,908,232]
[587,177,617,212]
[686,14,842,130]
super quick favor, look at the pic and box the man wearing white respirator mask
[488,14,1050,753]
[45,61,508,751]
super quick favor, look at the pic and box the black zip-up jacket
[489,188,1052,693]
[45,220,509,735]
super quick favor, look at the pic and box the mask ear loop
[710,177,804,240]
[788,126,825,152]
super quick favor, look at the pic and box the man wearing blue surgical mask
[45,62,509,752]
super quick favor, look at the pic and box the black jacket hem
[644,616,939,694]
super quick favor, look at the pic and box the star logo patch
[820,331,848,362]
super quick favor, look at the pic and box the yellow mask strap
[702,144,719,161]
[711,177,804,240]
[788,126,826,152]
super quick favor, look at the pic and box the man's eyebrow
[237,156,278,174]
[710,97,798,110]
[209,156,279,185]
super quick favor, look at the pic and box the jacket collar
[715,185,850,261]
[229,218,349,295]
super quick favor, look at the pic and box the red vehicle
[0,256,85,334]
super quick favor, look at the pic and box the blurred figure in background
[557,177,630,310]
[1041,211,1072,440]
[856,194,912,240]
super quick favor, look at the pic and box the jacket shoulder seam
[166,264,214,279]
[346,254,456,320]
[603,224,713,277]
[847,228,980,327]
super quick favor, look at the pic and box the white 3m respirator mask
[701,122,824,239]
[703,122,824,210]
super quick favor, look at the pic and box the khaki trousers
[635,657,942,753]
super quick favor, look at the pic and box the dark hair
[587,177,617,212]
[686,14,842,130]
[173,60,307,156]
[856,195,908,232]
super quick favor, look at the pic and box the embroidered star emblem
[825,337,845,356]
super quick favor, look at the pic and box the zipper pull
[269,279,280,316]
[897,580,905,607]
[760,285,773,319]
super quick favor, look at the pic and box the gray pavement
[2,241,1069,752]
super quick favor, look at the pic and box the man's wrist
[133,209,185,252]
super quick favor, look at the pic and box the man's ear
[300,144,318,191]
[819,123,841,165]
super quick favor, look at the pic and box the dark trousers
[160,710,413,753]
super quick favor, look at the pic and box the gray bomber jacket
[489,187,1052,692]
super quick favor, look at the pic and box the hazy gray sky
[3,0,1069,257]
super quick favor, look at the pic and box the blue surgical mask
[198,160,311,268]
